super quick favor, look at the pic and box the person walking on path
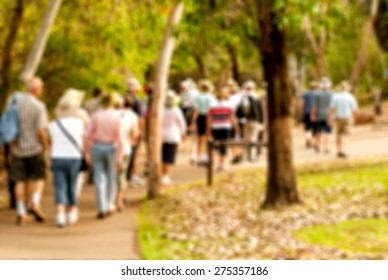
[310,77,333,153]
[180,79,198,164]
[299,81,319,148]
[227,79,244,164]
[85,93,123,219]
[112,93,137,210]
[10,77,49,226]
[49,89,86,228]
[161,90,187,186]
[61,89,90,198]
[328,81,358,159]
[125,78,145,187]
[236,81,264,161]
[84,88,103,116]
[191,80,216,166]
[207,88,240,171]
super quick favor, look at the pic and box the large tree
[257,0,301,208]
[148,3,184,199]
[1,0,26,109]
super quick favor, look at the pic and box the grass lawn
[295,219,388,255]
[138,160,388,259]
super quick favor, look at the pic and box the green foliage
[0,0,386,108]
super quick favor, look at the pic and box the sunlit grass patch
[295,219,388,255]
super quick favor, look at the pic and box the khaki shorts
[335,119,350,136]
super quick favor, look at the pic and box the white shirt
[181,89,199,108]
[114,109,133,156]
[330,91,358,119]
[162,108,186,144]
[229,92,243,110]
[50,117,85,159]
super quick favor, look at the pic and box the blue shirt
[194,93,215,115]
[330,92,358,119]
[302,90,315,114]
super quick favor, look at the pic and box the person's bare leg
[323,133,330,153]
[28,179,46,221]
[15,182,27,217]
[314,133,322,152]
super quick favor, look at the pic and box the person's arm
[114,118,123,170]
[190,108,198,132]
[84,115,95,167]
[38,128,49,152]
[37,108,49,152]
[231,112,240,136]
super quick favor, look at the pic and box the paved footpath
[0,124,388,259]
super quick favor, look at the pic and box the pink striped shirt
[85,109,123,161]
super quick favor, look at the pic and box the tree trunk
[350,0,378,91]
[1,0,26,109]
[20,0,63,80]
[302,1,327,80]
[193,54,206,78]
[148,3,184,199]
[258,0,300,208]
[227,44,241,83]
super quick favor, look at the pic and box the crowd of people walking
[300,78,358,158]
[1,74,361,228]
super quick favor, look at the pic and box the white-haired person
[328,81,358,158]
[191,80,216,166]
[10,77,49,226]
[236,81,264,161]
[310,77,333,153]
[162,90,187,186]
[61,88,90,198]
[112,93,138,210]
[207,87,240,171]
[227,79,244,164]
[125,77,145,187]
[85,92,123,219]
[180,79,199,164]
[49,89,87,227]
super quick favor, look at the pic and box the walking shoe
[337,152,348,159]
[66,209,79,225]
[16,215,31,226]
[161,175,172,186]
[131,175,145,188]
[96,212,107,220]
[56,212,66,228]
[231,155,243,165]
[28,206,47,222]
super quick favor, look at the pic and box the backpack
[0,93,20,147]
[236,95,263,123]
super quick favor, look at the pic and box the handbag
[56,120,88,172]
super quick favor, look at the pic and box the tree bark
[1,0,26,109]
[258,0,300,208]
[227,44,241,83]
[350,0,378,90]
[148,3,184,199]
[193,54,206,78]
[20,0,63,80]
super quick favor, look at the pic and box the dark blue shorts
[313,120,332,134]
